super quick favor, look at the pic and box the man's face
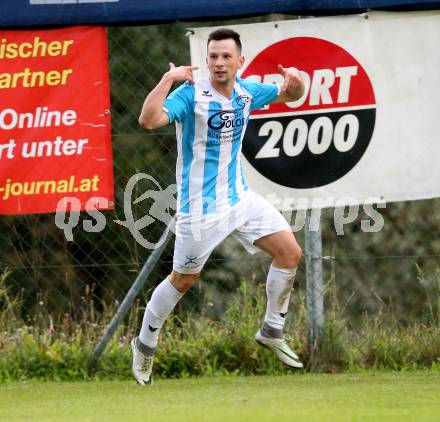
[206,39,244,85]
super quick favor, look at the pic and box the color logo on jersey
[207,110,245,132]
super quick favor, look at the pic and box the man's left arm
[272,65,304,103]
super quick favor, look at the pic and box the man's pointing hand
[167,62,199,84]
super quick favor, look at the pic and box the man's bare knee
[170,271,200,293]
[273,243,302,268]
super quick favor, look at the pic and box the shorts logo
[184,255,198,266]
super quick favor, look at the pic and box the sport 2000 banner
[189,12,440,209]
[0,26,113,215]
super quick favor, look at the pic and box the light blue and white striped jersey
[164,76,279,215]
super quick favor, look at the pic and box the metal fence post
[90,218,175,364]
[304,209,324,346]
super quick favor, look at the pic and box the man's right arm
[138,63,198,130]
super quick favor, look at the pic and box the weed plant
[1,269,439,382]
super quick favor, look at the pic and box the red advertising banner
[0,26,113,215]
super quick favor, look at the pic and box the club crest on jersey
[235,95,250,108]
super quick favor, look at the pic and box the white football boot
[130,338,154,385]
[255,331,303,369]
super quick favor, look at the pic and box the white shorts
[173,191,291,274]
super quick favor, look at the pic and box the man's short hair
[207,28,242,53]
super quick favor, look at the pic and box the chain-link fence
[1,16,439,370]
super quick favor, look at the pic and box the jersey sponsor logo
[207,109,245,132]
[242,37,376,189]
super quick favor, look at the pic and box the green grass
[1,371,439,422]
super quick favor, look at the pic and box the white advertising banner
[189,11,440,210]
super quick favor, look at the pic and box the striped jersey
[163,76,279,215]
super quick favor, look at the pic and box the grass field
[1,371,439,422]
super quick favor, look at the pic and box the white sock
[139,276,184,350]
[264,264,297,332]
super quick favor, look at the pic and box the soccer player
[131,28,305,385]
